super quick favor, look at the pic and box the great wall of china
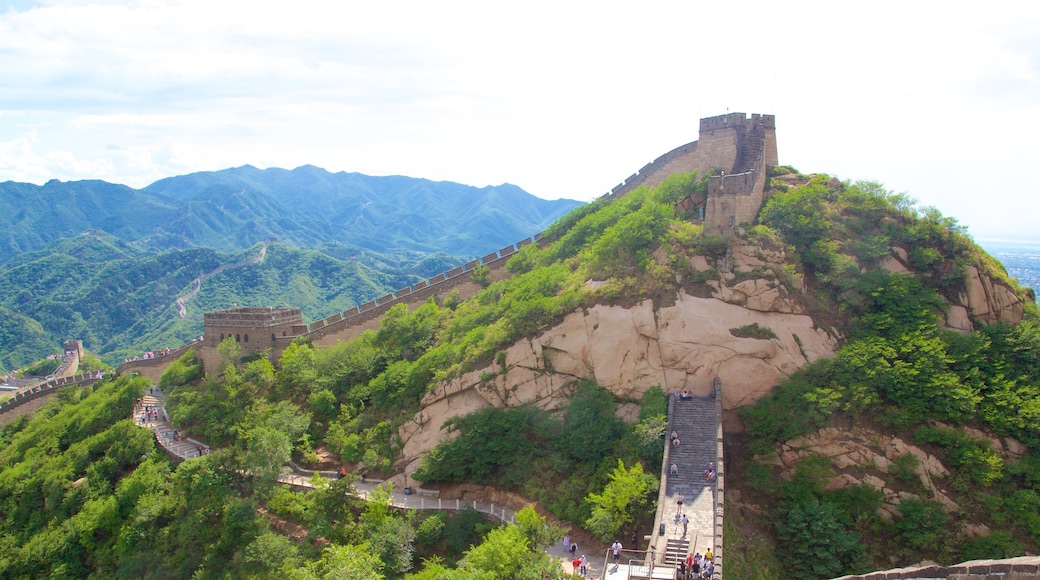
[111,112,779,380]
[6,113,1040,579]
[1,113,783,580]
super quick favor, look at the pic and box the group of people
[563,535,587,576]
[675,390,696,400]
[122,336,205,364]
[676,549,714,579]
[135,398,166,424]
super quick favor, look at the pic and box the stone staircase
[663,537,690,567]
[664,395,718,556]
[133,388,209,460]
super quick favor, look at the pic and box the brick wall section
[119,112,776,376]
[0,372,102,418]
[833,557,1040,579]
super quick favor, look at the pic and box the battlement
[699,112,775,134]
[203,307,303,329]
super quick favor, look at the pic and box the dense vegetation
[3,169,1039,578]
[0,166,580,262]
[732,175,1040,579]
[0,373,567,578]
[0,236,439,372]
[0,166,579,372]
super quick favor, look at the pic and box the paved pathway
[134,384,604,578]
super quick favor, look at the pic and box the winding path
[174,240,271,319]
[133,385,608,578]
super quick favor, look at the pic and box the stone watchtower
[701,113,778,234]
[604,112,777,235]
[201,307,304,368]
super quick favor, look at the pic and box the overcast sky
[1,0,1038,241]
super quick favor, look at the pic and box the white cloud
[0,0,1038,238]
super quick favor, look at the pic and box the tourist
[669,463,679,475]
[611,540,622,565]
[676,492,685,513]
[579,554,587,576]
[681,513,688,537]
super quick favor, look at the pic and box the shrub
[730,323,778,340]
[774,501,868,578]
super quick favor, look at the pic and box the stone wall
[832,556,1040,579]
[0,371,102,419]
[118,112,777,376]
[599,112,776,236]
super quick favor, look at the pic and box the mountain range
[0,167,582,370]
[0,165,580,263]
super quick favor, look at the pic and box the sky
[0,0,1038,241]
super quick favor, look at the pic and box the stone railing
[832,556,1040,579]
[712,377,724,580]
[0,371,105,415]
[118,339,202,376]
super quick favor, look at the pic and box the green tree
[217,335,242,372]
[585,459,658,541]
[774,500,868,579]
[514,505,564,552]
[289,544,385,580]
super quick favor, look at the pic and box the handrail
[712,377,724,580]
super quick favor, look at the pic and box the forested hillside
[0,166,581,262]
[0,167,579,372]
[2,172,1038,579]
[0,235,448,370]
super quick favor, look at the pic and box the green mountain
[1,171,1039,578]
[0,167,580,371]
[0,233,445,369]
[0,165,581,263]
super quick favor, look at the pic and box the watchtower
[203,307,303,351]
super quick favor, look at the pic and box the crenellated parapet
[600,112,777,235]
[120,112,777,375]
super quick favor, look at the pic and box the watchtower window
[220,333,224,341]
[236,334,240,343]
[244,334,248,343]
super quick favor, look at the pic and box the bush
[774,501,868,578]
[729,323,778,340]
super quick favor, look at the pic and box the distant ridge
[0,165,582,263]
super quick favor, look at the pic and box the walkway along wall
[0,371,104,420]
[119,112,777,381]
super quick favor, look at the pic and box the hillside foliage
[2,170,1039,578]
[734,176,1040,578]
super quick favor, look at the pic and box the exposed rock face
[398,291,837,472]
[759,424,1027,523]
[880,247,1024,333]
[957,265,1024,326]
[762,426,958,519]
[396,240,1025,475]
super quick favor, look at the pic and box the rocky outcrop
[398,291,838,472]
[876,247,1023,333]
[762,426,958,520]
[758,424,1027,524]
[956,265,1024,326]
